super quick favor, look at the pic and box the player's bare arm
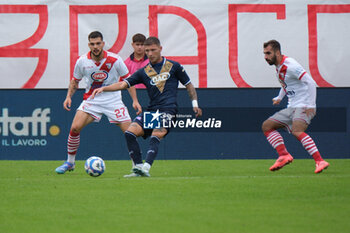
[63,79,79,111]
[127,86,142,115]
[91,81,129,99]
[185,83,202,117]
[272,88,285,105]
[305,108,316,117]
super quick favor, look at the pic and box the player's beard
[92,49,102,58]
[266,55,277,65]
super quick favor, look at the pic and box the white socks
[67,155,75,164]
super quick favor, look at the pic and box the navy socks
[145,136,161,165]
[124,131,142,164]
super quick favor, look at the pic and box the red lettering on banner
[69,5,127,80]
[149,5,207,88]
[307,5,350,87]
[0,5,48,88]
[228,4,285,87]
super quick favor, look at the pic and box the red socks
[264,130,289,156]
[67,131,80,156]
[296,132,323,162]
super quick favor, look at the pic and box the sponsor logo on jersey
[144,60,173,93]
[150,72,170,86]
[286,90,295,97]
[91,71,108,82]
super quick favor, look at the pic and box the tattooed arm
[185,83,202,117]
[63,79,79,111]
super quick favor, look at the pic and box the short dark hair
[132,33,146,43]
[88,31,103,40]
[144,37,161,46]
[263,39,281,52]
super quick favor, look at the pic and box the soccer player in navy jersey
[91,37,202,177]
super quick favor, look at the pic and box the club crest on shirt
[91,70,108,82]
[279,72,285,79]
[106,63,112,69]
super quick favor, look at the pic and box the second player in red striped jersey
[55,31,142,174]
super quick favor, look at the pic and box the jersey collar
[149,57,165,68]
[130,53,148,62]
[279,55,287,65]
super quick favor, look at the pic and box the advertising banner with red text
[0,0,349,88]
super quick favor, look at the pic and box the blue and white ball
[84,156,105,177]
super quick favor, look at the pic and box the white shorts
[269,107,315,133]
[77,100,131,124]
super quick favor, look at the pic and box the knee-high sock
[145,136,161,166]
[296,132,323,162]
[125,131,143,164]
[67,131,80,163]
[264,130,289,156]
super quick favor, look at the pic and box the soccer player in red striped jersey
[261,40,329,174]
[55,31,142,174]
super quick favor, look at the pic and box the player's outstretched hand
[193,107,202,117]
[91,87,104,99]
[305,108,316,117]
[272,98,281,105]
[63,97,72,111]
[133,101,142,115]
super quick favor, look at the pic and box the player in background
[55,31,142,174]
[261,39,329,174]
[122,33,149,172]
[91,37,202,177]
[124,33,149,88]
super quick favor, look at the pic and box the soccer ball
[84,156,105,177]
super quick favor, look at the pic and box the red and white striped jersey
[276,56,316,108]
[73,51,130,103]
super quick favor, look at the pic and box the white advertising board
[0,0,349,88]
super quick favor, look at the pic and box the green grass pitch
[0,159,349,233]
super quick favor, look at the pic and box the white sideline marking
[147,174,350,180]
[112,174,350,181]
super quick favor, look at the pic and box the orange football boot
[270,154,294,171]
[315,160,329,174]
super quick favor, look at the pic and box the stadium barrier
[0,88,349,160]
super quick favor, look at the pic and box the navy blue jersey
[124,58,191,110]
